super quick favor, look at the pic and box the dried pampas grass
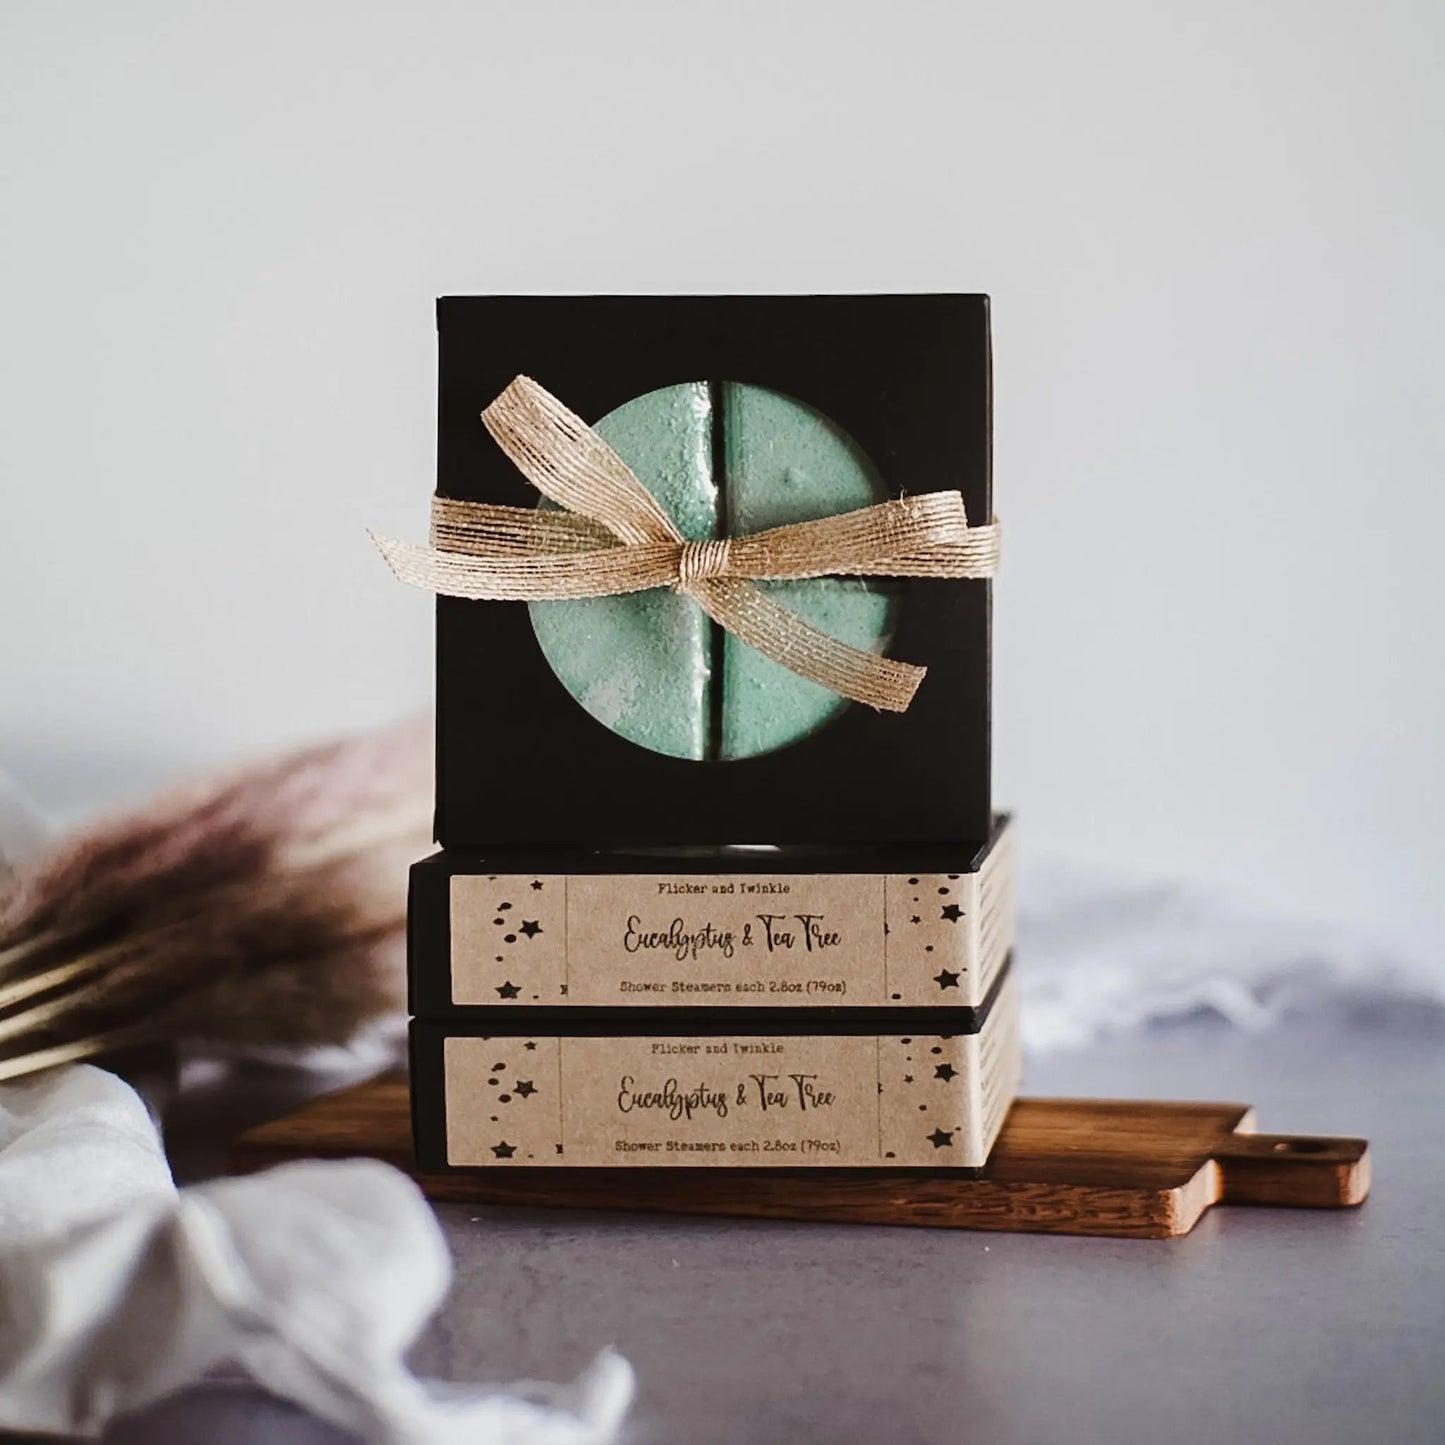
[0,717,433,1082]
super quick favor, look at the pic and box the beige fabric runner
[374,375,1000,712]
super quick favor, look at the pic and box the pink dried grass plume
[0,716,433,1080]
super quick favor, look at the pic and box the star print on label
[519,920,543,938]
[491,1141,515,1159]
[495,981,520,999]
[940,903,963,922]
[514,1080,537,1097]
[932,969,960,989]
[927,1129,954,1149]
[934,1063,958,1081]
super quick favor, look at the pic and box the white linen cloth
[1017,860,1443,1050]
[0,775,634,1442]
[0,1064,633,1443]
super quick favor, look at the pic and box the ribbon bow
[373,376,1000,712]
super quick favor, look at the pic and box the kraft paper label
[450,868,1000,1007]
[442,1028,993,1168]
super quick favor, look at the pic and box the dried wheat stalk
[0,717,432,1082]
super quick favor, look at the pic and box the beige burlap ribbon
[374,376,1000,712]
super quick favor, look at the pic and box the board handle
[1214,1133,1370,1209]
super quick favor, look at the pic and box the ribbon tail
[372,531,497,597]
[687,578,926,713]
[370,531,679,600]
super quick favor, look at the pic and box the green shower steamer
[528,383,717,761]
[528,382,897,761]
[717,382,896,761]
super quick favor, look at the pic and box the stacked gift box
[398,294,1020,1173]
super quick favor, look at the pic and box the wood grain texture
[226,1073,1369,1239]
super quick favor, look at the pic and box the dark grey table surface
[108,1012,1445,1445]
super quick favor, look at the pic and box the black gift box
[432,293,993,851]
[409,964,1020,1173]
[407,816,1014,1020]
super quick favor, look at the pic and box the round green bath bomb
[528,382,896,761]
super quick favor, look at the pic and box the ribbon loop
[374,375,999,712]
[481,377,681,546]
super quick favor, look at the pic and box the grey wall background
[2,2,1441,960]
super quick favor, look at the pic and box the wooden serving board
[226,1072,1369,1239]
